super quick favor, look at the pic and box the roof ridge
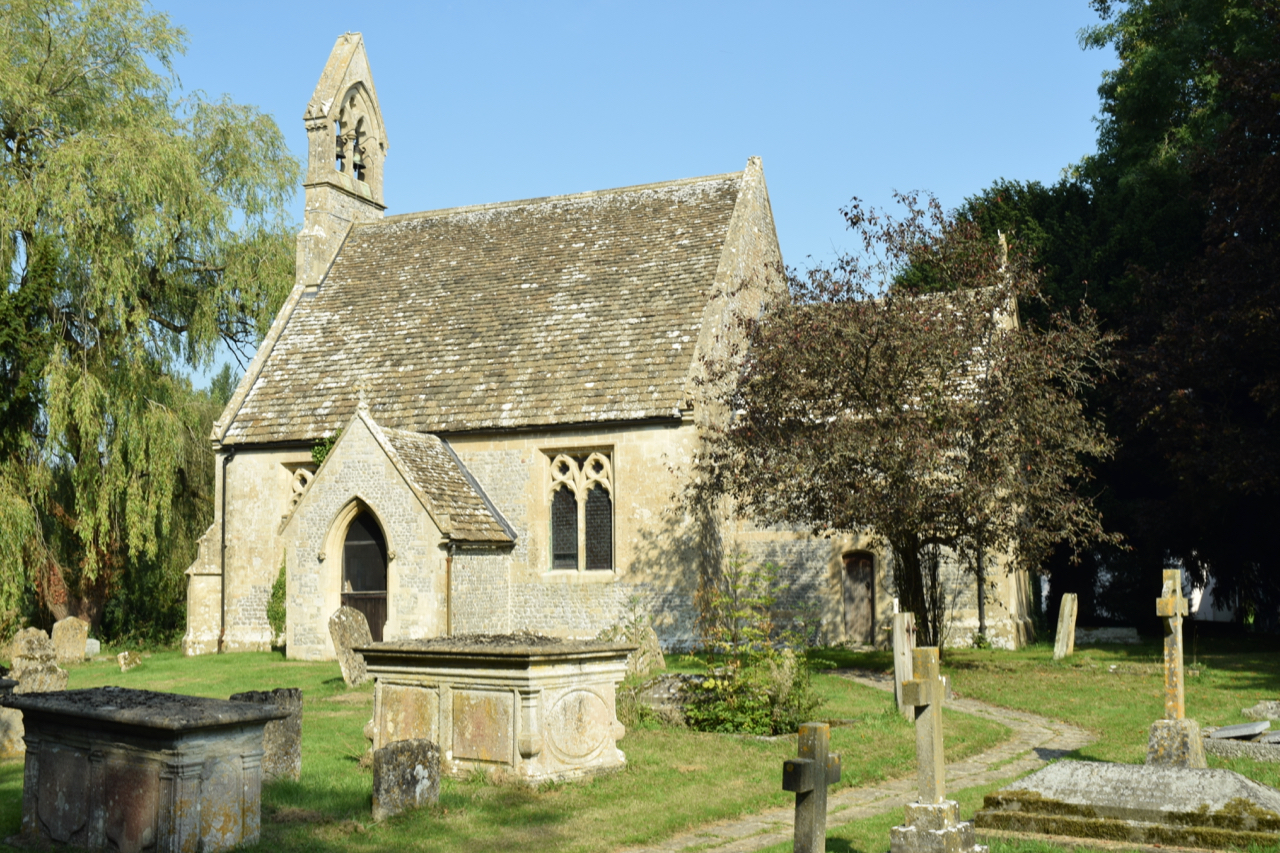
[376,170,744,225]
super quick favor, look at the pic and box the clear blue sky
[157,1,1116,378]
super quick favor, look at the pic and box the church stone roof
[376,426,515,543]
[221,170,751,445]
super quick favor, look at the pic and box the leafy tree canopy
[691,195,1117,647]
[0,0,297,635]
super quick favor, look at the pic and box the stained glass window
[551,487,578,569]
[585,485,613,570]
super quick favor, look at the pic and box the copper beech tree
[692,194,1119,647]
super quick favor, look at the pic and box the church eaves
[219,167,761,445]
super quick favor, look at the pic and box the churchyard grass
[0,648,1006,853]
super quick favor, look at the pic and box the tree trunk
[890,533,936,646]
[976,541,987,638]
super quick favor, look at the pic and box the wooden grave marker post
[892,611,917,721]
[781,722,842,853]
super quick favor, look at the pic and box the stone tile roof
[222,171,746,444]
[376,425,514,543]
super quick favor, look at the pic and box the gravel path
[615,669,1095,853]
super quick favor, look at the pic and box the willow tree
[0,0,298,635]
[692,194,1117,647]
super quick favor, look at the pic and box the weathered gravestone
[51,616,89,665]
[9,627,68,694]
[372,738,441,821]
[892,611,916,721]
[0,674,20,759]
[1245,700,1280,721]
[230,688,303,782]
[781,722,842,853]
[84,638,101,658]
[329,606,372,687]
[117,650,142,672]
[975,760,1280,849]
[1052,593,1078,661]
[1146,568,1207,769]
[890,648,988,853]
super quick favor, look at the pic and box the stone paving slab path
[616,669,1094,853]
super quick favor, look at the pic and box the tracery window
[548,451,614,572]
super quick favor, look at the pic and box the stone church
[184,33,1035,659]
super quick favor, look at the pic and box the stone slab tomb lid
[981,759,1280,828]
[1209,720,1271,739]
[7,686,290,732]
[359,632,637,662]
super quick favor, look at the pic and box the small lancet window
[584,485,613,570]
[551,487,578,569]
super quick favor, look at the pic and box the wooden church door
[842,551,874,645]
[342,511,388,641]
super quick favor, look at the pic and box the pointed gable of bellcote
[215,155,784,446]
[285,406,515,545]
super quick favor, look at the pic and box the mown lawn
[0,648,1008,853]
[794,634,1280,853]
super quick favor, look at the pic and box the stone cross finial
[1156,569,1189,720]
[901,647,946,804]
[782,722,842,853]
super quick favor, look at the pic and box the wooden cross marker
[781,722,842,853]
[1156,568,1189,720]
[901,647,946,804]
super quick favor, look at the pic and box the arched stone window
[342,509,388,640]
[548,451,614,572]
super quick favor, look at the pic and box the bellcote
[304,32,388,205]
[298,33,388,291]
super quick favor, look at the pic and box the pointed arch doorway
[342,510,388,641]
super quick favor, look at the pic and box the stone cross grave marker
[902,647,946,803]
[891,647,988,853]
[893,611,916,720]
[1156,569,1188,720]
[1052,593,1078,661]
[1146,568,1206,768]
[781,722,842,853]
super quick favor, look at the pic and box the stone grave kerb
[781,722,841,853]
[902,647,946,804]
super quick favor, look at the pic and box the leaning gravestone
[890,647,988,853]
[975,760,1280,849]
[372,738,441,821]
[9,627,68,694]
[51,616,89,664]
[117,650,142,672]
[231,687,303,781]
[1052,593,1078,661]
[1146,568,1207,768]
[329,606,373,687]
